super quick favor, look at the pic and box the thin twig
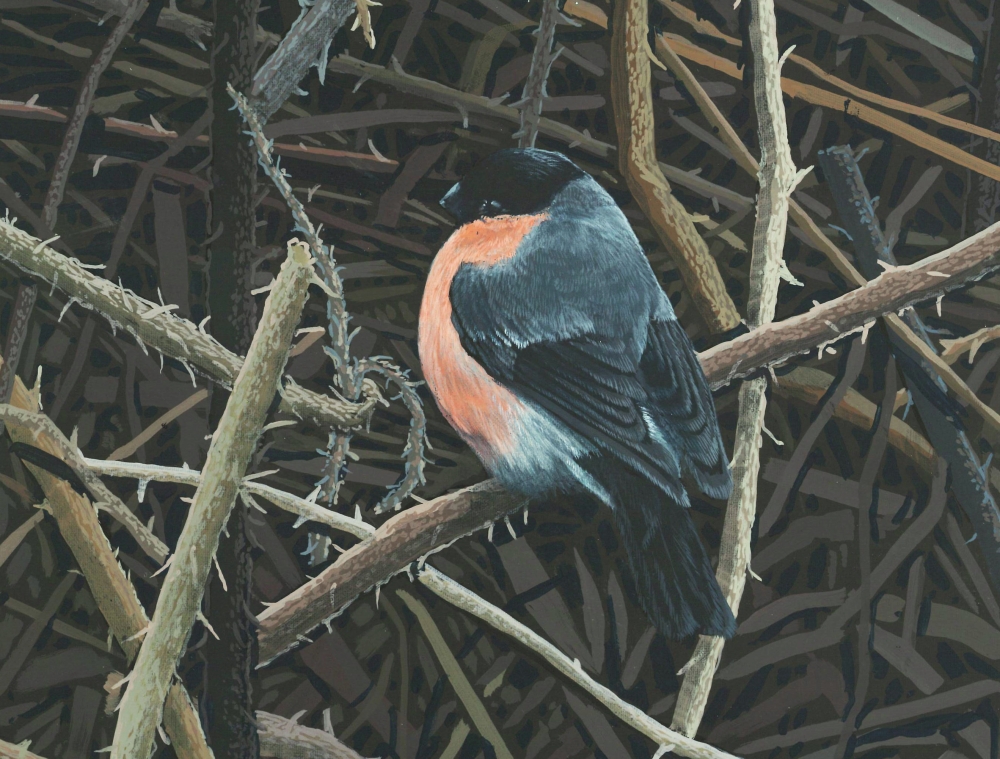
[940,324,1000,364]
[83,457,376,539]
[0,282,36,435]
[417,566,741,759]
[672,0,801,734]
[396,588,515,759]
[42,0,150,229]
[516,0,561,148]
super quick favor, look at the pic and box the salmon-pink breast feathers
[419,214,548,462]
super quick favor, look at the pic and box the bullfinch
[419,147,736,639]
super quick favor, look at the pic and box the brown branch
[609,0,739,332]
[0,360,213,759]
[515,0,561,148]
[42,0,150,229]
[698,218,1000,406]
[324,55,614,157]
[662,32,1000,184]
[257,480,527,663]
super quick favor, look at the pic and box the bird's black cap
[440,148,586,224]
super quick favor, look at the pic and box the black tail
[581,456,736,640]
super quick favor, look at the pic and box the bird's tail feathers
[580,456,736,640]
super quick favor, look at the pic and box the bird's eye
[489,200,503,211]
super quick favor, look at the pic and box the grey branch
[516,0,562,148]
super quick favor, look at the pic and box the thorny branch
[672,0,804,735]
[230,84,426,513]
[514,0,561,148]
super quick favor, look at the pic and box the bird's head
[439,148,586,224]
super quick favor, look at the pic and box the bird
[418,147,736,640]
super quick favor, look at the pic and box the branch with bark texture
[0,359,213,759]
[609,0,739,332]
[250,0,360,122]
[42,0,149,229]
[324,55,614,156]
[257,711,372,759]
[0,215,380,428]
[0,405,168,563]
[417,566,741,759]
[672,0,804,735]
[655,30,1000,452]
[515,0,561,148]
[257,480,526,663]
[110,239,315,759]
[699,217,1000,399]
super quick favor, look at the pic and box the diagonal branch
[0,404,169,563]
[417,566,741,759]
[0,359,213,759]
[110,239,315,759]
[0,215,380,429]
[609,0,739,332]
[42,0,149,229]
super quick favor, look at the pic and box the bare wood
[418,566,741,759]
[110,239,314,759]
[42,0,150,229]
[0,217,379,428]
[257,711,372,759]
[672,0,800,735]
[662,33,1000,184]
[0,404,168,563]
[516,0,561,148]
[655,34,1000,444]
[257,480,527,663]
[940,324,1000,364]
[699,219,1000,403]
[0,359,213,759]
[250,0,356,122]
[324,55,613,157]
[609,0,739,332]
[85,457,376,539]
[0,737,46,759]
[0,282,36,434]
[657,0,1000,147]
[107,388,208,461]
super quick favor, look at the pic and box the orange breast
[419,213,547,462]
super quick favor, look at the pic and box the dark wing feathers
[448,205,730,503]
[641,319,732,499]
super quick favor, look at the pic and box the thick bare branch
[0,216,380,428]
[111,240,315,759]
[609,0,739,332]
[257,711,372,759]
[257,480,526,663]
[0,361,213,758]
[699,218,1000,403]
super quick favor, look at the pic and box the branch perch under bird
[672,0,802,736]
